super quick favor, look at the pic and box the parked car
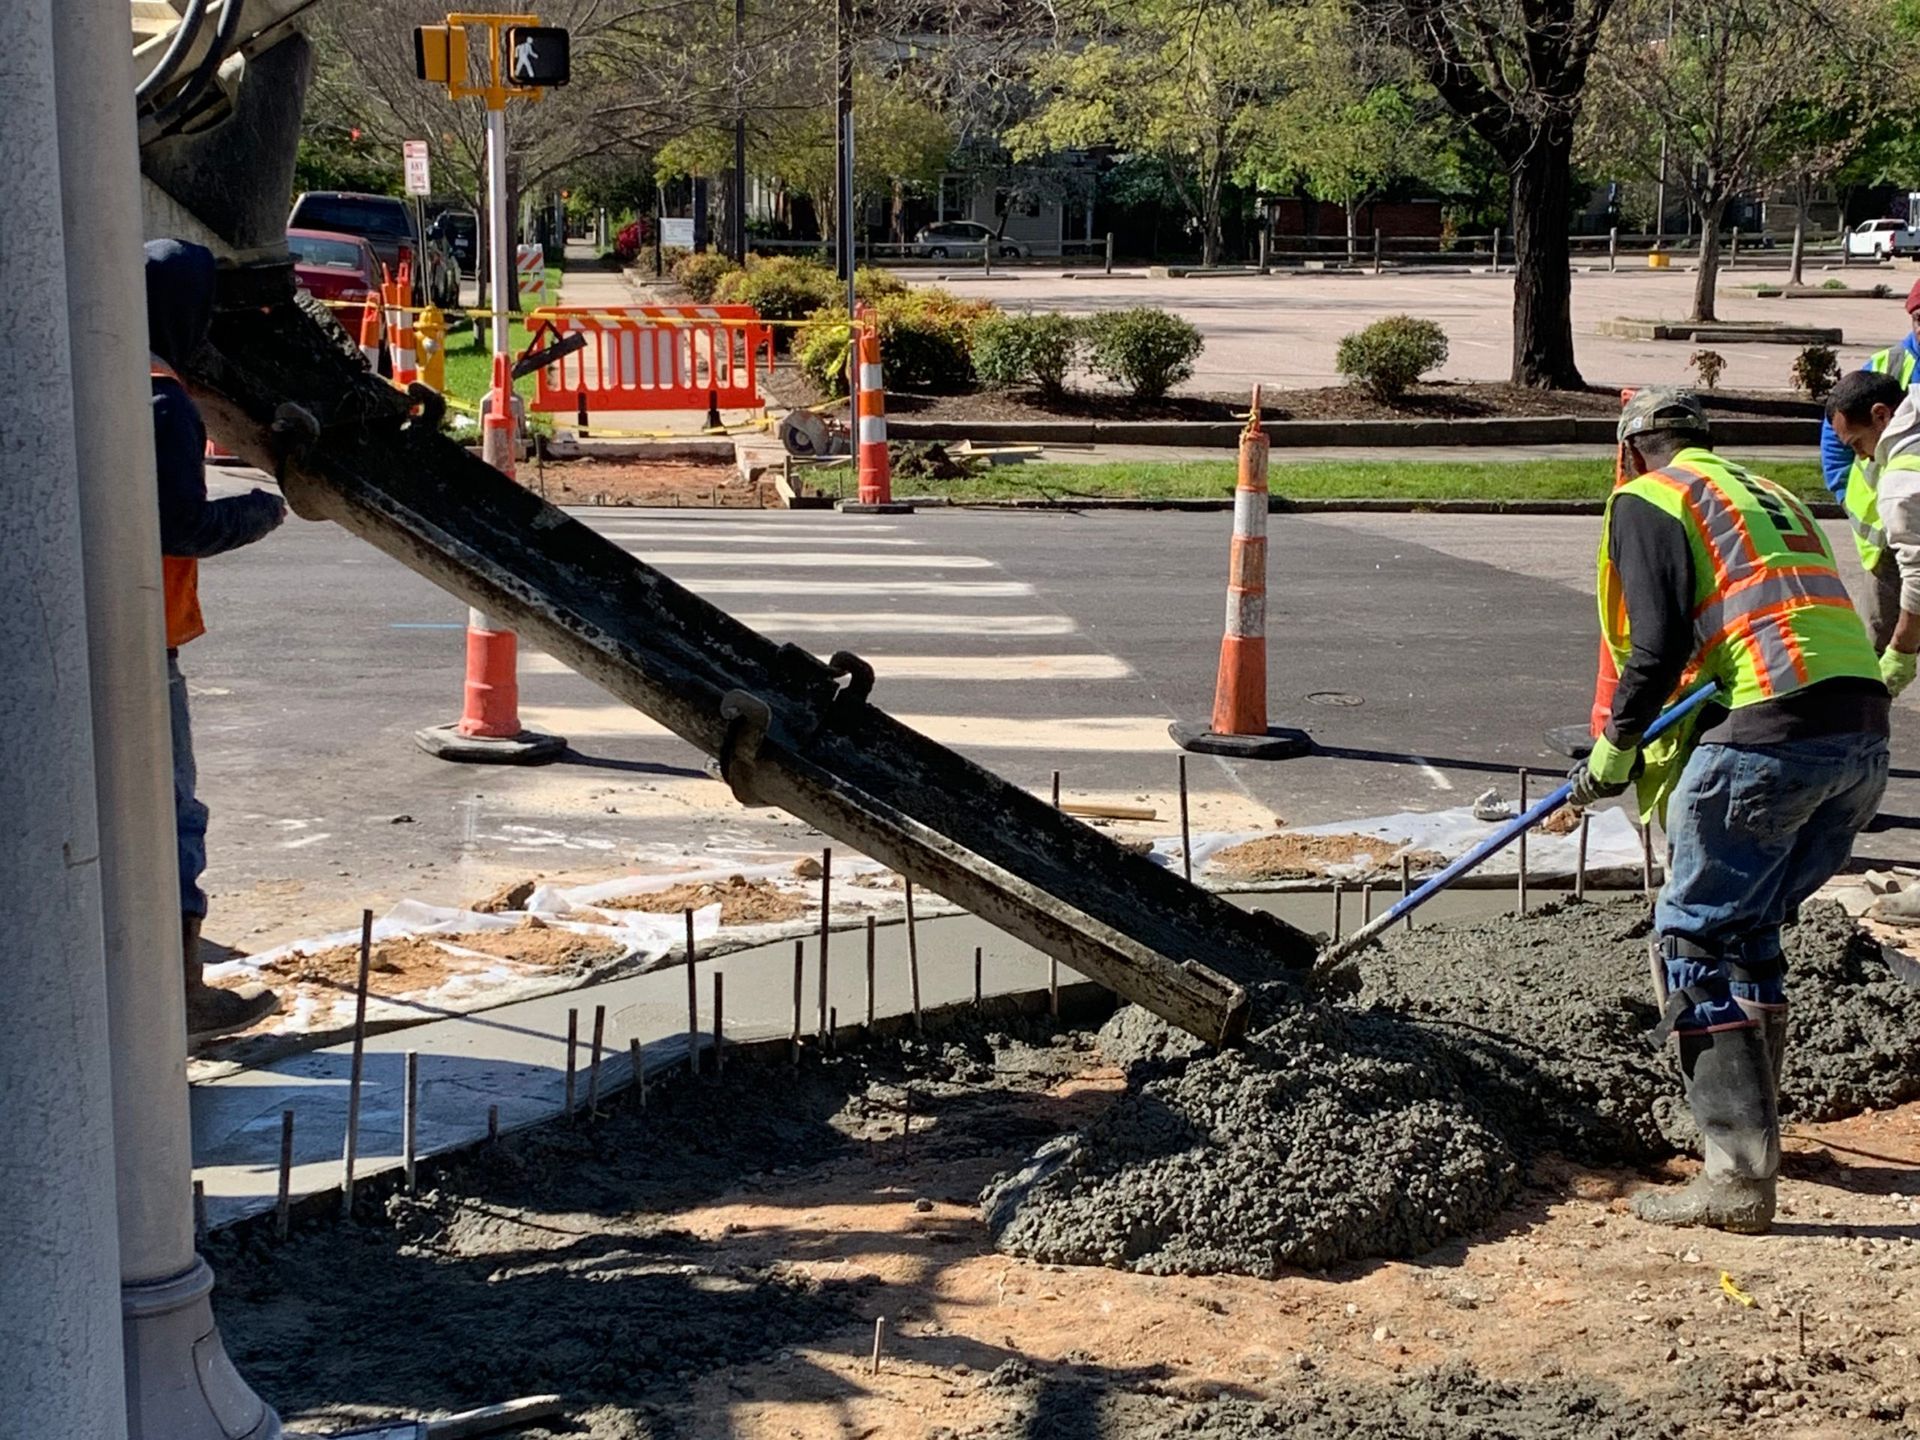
[286,191,459,306]
[1846,218,1905,260]
[913,220,1025,260]
[429,209,479,278]
[287,228,382,307]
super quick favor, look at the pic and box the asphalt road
[186,494,1920,946]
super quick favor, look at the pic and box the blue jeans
[1656,733,1888,1032]
[169,652,209,919]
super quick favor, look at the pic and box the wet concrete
[985,898,1920,1277]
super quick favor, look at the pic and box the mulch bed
[759,368,1816,425]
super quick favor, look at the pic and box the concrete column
[52,1,279,1435]
[0,4,133,1437]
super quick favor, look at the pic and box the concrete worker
[1825,368,1920,683]
[1570,388,1889,1234]
[148,239,288,1043]
[1812,274,1920,518]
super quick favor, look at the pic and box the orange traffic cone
[1171,386,1309,760]
[391,263,418,389]
[840,308,911,515]
[357,289,384,371]
[415,353,564,764]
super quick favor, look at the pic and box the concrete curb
[885,414,1821,449]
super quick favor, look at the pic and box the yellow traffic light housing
[412,25,468,86]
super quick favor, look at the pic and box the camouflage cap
[1618,387,1710,445]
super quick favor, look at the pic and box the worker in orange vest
[147,240,288,1043]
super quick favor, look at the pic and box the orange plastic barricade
[524,305,773,416]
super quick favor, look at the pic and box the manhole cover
[1306,691,1364,708]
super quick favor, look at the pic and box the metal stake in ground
[1401,855,1413,929]
[630,1038,646,1109]
[403,1052,420,1193]
[1575,813,1590,901]
[864,914,876,1029]
[791,940,804,1065]
[587,1004,606,1112]
[817,847,832,1040]
[193,1181,206,1248]
[1331,880,1343,940]
[274,1109,295,1241]
[1178,755,1193,882]
[340,908,374,1220]
[487,1104,500,1143]
[685,908,699,1077]
[1361,884,1373,926]
[713,973,725,1076]
[1049,957,1060,1017]
[1051,769,1061,809]
[1641,823,1656,899]
[904,879,924,1032]
[871,1316,886,1374]
[1517,768,1530,915]
[564,1008,579,1120]
[1171,385,1309,760]
[974,945,983,1007]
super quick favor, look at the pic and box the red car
[288,227,382,306]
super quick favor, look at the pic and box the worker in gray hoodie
[148,238,288,1042]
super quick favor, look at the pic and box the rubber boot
[182,913,279,1045]
[1633,1023,1779,1234]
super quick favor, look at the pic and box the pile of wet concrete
[984,899,1920,1278]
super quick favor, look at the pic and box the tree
[1361,0,1618,388]
[1008,0,1295,266]
[1585,0,1877,319]
[1240,0,1439,262]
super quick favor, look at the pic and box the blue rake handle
[1318,683,1720,966]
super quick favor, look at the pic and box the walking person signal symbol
[503,26,571,88]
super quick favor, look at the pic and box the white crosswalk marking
[627,552,993,569]
[516,515,1166,757]
[521,652,1134,680]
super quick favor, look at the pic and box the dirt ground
[594,875,815,926]
[1210,831,1445,881]
[209,1011,1920,1439]
[260,920,625,991]
[524,456,769,508]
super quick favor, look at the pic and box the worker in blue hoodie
[1818,279,1920,650]
[148,239,288,1042]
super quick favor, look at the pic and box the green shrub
[1083,307,1203,401]
[795,288,996,397]
[972,312,1084,398]
[1792,343,1839,400]
[1821,277,1848,291]
[1334,314,1450,401]
[856,266,908,300]
[673,251,742,302]
[715,255,839,325]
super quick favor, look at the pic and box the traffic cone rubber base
[1168,720,1311,760]
[838,500,915,515]
[1543,724,1597,760]
[413,722,568,765]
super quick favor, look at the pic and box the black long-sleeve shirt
[1605,491,1888,748]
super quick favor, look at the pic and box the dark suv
[286,191,459,306]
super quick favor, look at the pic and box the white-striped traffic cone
[1171,387,1309,760]
[839,307,912,514]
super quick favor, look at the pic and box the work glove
[1881,647,1918,699]
[1568,734,1641,808]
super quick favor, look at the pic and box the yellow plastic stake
[416,304,447,393]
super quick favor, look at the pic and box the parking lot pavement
[918,266,1915,396]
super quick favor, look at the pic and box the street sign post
[410,12,569,765]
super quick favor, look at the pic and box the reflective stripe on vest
[152,358,208,649]
[1600,450,1879,711]
[1842,346,1918,570]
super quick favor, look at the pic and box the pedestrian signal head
[505,27,571,88]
